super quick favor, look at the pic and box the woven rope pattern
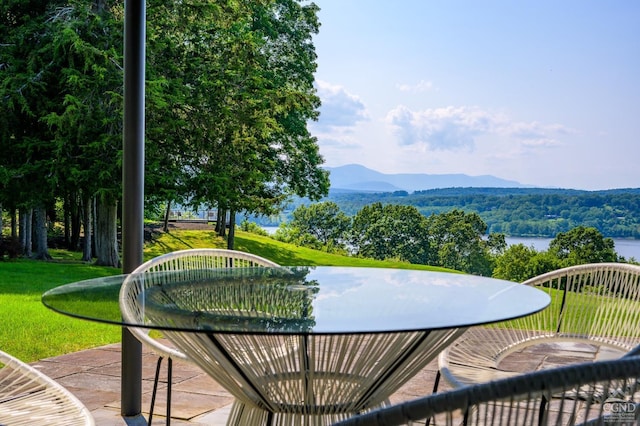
[137,269,465,422]
[119,248,281,361]
[158,329,464,425]
[335,356,640,426]
[439,262,640,388]
[122,254,468,425]
[0,349,94,425]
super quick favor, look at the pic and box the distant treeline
[252,187,640,239]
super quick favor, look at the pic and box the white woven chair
[119,248,279,425]
[0,349,95,426]
[335,355,640,426]
[436,262,640,392]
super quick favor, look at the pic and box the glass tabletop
[42,266,550,334]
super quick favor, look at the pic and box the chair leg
[149,356,164,426]
[432,370,442,394]
[425,371,442,426]
[538,395,548,426]
[167,357,173,426]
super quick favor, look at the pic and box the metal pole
[122,0,145,417]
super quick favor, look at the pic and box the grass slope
[148,229,453,271]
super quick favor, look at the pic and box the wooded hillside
[257,187,640,239]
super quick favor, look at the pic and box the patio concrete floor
[31,340,449,425]
[31,340,613,425]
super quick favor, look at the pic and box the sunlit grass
[148,228,454,271]
[0,255,120,361]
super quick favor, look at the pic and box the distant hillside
[325,164,529,192]
[322,187,640,239]
[241,185,640,239]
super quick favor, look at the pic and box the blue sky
[309,1,640,190]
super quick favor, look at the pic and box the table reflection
[142,267,318,332]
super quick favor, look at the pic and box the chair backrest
[139,248,280,272]
[518,262,640,345]
[335,356,640,426]
[119,249,280,360]
[440,262,640,387]
[0,349,95,425]
[439,262,640,389]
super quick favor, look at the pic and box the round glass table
[43,266,550,425]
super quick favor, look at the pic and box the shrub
[239,220,268,236]
[0,236,22,260]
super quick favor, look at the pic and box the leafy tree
[42,0,124,266]
[526,250,560,278]
[147,0,329,250]
[427,209,492,275]
[350,203,430,264]
[273,222,305,245]
[492,243,539,282]
[288,201,350,251]
[0,0,73,259]
[2,0,329,262]
[143,0,221,231]
[548,226,617,267]
[486,232,507,255]
[495,226,619,282]
[1,0,123,265]
[239,220,269,236]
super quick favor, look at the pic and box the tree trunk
[32,205,52,260]
[81,194,93,262]
[11,208,17,238]
[94,194,120,267]
[68,192,82,251]
[92,197,97,256]
[215,207,223,234]
[227,210,236,250]
[216,207,226,237]
[64,195,71,248]
[163,200,171,233]
[20,209,32,257]
[0,203,3,237]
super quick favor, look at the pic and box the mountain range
[324,164,529,193]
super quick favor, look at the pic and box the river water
[506,237,640,260]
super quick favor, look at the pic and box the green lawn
[0,229,450,362]
[0,257,121,361]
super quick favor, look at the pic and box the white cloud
[314,80,369,131]
[385,105,571,151]
[506,122,569,147]
[396,80,434,92]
